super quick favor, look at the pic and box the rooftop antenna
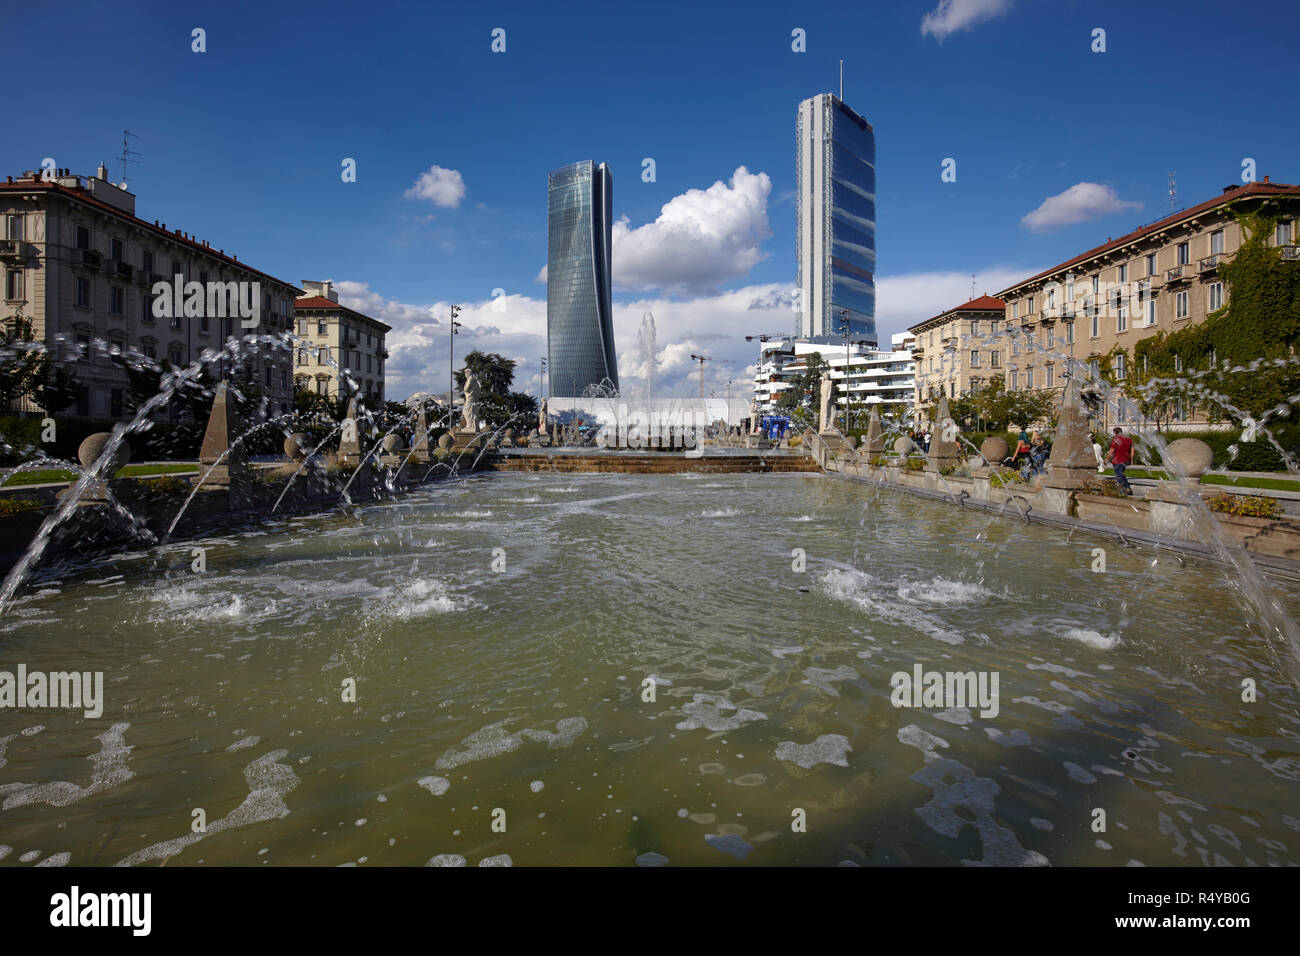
[839,59,843,100]
[1168,170,1176,215]
[120,129,140,189]
[971,274,976,300]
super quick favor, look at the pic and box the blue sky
[7,0,1298,399]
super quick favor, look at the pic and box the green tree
[454,351,517,396]
[0,313,50,412]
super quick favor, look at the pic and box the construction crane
[689,354,714,399]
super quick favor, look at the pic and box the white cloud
[403,165,467,208]
[1020,182,1143,233]
[534,264,547,284]
[612,166,773,295]
[921,0,1013,41]
[330,266,1045,403]
[875,267,1037,339]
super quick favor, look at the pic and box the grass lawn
[0,463,199,487]
[1121,468,1300,492]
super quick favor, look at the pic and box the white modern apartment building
[751,337,914,417]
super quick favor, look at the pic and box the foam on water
[775,734,852,769]
[0,723,135,809]
[675,694,767,732]
[700,508,744,518]
[1062,628,1122,650]
[114,749,300,866]
[822,568,966,645]
[434,717,588,771]
[418,776,450,796]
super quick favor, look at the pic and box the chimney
[97,163,108,181]
[1263,175,1270,184]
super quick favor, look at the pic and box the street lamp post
[448,305,461,427]
[837,310,851,434]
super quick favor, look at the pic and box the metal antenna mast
[120,130,140,188]
[1168,170,1177,214]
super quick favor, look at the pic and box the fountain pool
[1,470,1297,866]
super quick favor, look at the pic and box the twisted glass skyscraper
[796,93,877,344]
[547,160,618,396]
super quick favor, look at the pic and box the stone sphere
[980,436,1008,463]
[382,433,403,453]
[78,432,130,474]
[437,433,453,451]
[284,432,310,460]
[1162,437,1214,478]
[893,436,915,456]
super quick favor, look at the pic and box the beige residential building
[995,178,1300,427]
[293,281,390,406]
[1,164,298,420]
[908,295,1007,424]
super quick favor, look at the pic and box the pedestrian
[1029,431,1048,475]
[1092,434,1105,473]
[1105,427,1135,495]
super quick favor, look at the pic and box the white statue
[460,370,482,431]
[539,398,548,431]
[818,371,836,433]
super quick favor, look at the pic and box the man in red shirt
[1106,427,1135,495]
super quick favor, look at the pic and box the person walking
[1106,427,1135,495]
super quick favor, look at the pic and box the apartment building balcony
[1165,264,1192,284]
[80,249,101,269]
[1198,254,1224,274]
[1281,245,1300,261]
[0,239,26,259]
[114,260,133,280]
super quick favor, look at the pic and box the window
[1146,253,1157,276]
[1026,367,1035,389]
[318,321,328,336]
[75,276,91,307]
[1115,353,1127,380]
[142,295,152,321]
[76,225,90,250]
[298,348,308,365]
[970,319,979,336]
[1174,354,1183,373]
[1146,297,1156,325]
[111,237,123,261]
[1027,296,1035,315]
[316,378,326,395]
[4,269,21,300]
[199,270,209,286]
[169,345,183,366]
[990,351,1000,368]
[366,354,373,373]
[280,368,288,389]
[1117,300,1127,332]
[6,214,24,240]
[142,340,156,359]
[1012,302,1019,321]
[1177,242,1189,265]
[1091,313,1099,338]
[1046,365,1054,387]
[1210,229,1224,255]
[1277,221,1293,246]
[318,347,329,364]
[1089,359,1100,382]
[1176,290,1189,318]
[1009,369,1018,390]
[1209,282,1223,311]
[171,313,182,331]
[1046,289,1055,313]
[298,319,307,335]
[110,286,123,314]
[1066,321,1075,344]
[1118,263,1128,283]
[170,258,182,278]
[1046,328,1055,348]
[265,366,273,386]
[970,349,980,367]
[76,332,91,364]
[199,312,209,333]
[142,250,154,273]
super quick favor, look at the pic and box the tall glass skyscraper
[795,93,877,344]
[547,160,618,396]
